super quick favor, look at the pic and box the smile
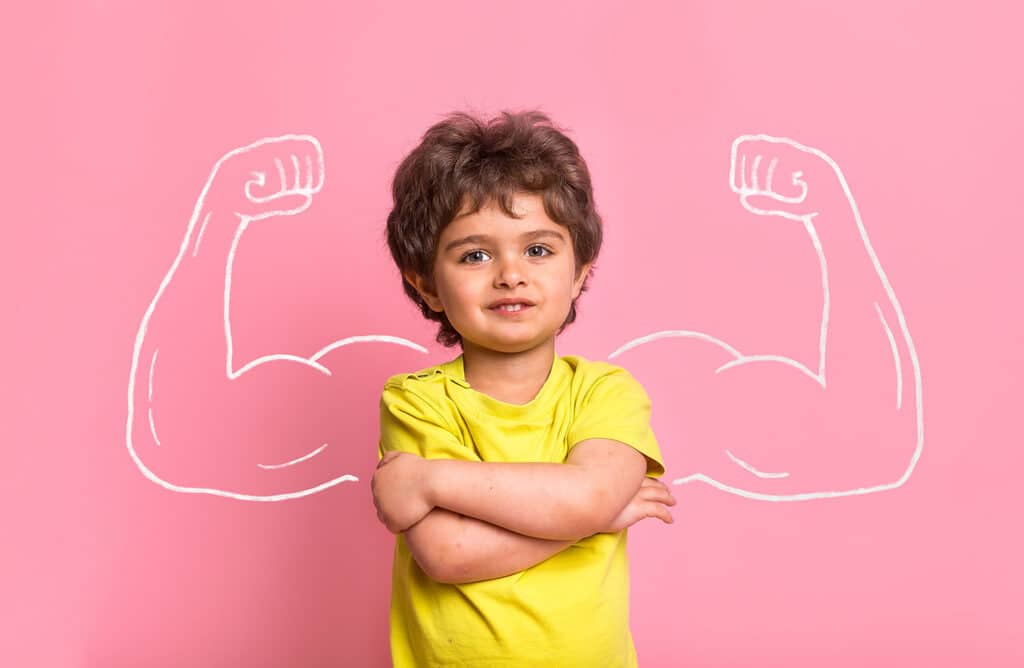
[490,303,533,314]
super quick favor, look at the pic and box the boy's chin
[462,334,556,356]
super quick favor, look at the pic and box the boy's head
[386,109,603,348]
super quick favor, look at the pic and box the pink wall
[4,1,1022,665]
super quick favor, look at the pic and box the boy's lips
[488,298,535,315]
[488,298,535,308]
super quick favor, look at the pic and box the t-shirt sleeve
[566,368,666,477]
[378,381,480,462]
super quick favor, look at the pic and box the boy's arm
[374,369,665,541]
[374,438,651,540]
[404,475,676,584]
[404,508,574,584]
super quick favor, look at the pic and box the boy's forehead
[452,191,557,225]
[455,190,540,218]
[448,192,556,232]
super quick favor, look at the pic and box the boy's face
[405,191,591,355]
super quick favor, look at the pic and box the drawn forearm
[805,204,915,412]
[140,207,246,381]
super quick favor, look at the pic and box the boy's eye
[526,245,552,257]
[461,250,491,263]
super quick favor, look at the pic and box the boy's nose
[494,255,527,287]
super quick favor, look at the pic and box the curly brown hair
[385,109,603,347]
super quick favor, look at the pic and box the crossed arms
[371,439,675,584]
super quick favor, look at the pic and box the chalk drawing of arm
[611,135,923,501]
[126,135,425,501]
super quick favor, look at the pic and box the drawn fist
[203,134,325,222]
[729,134,848,222]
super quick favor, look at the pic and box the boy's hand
[600,477,676,534]
[371,451,434,533]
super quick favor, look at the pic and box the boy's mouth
[488,299,535,313]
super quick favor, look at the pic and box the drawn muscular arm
[615,136,922,499]
[127,136,392,499]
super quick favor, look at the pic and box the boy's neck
[460,341,556,405]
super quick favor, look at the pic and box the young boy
[371,109,676,667]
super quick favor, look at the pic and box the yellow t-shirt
[378,353,665,668]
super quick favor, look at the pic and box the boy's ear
[571,262,594,299]
[403,271,445,313]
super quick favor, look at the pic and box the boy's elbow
[408,536,457,583]
[573,470,641,536]
[421,549,477,584]
[406,514,470,584]
[565,440,648,536]
[430,560,471,585]
[420,560,454,584]
[555,480,614,538]
[410,545,445,582]
[417,543,463,584]
[576,486,620,536]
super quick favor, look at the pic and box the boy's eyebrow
[443,229,566,252]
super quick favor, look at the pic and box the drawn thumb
[238,191,315,222]
[738,188,814,223]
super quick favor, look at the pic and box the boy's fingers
[638,486,677,506]
[649,503,674,524]
[643,477,672,494]
[647,485,675,502]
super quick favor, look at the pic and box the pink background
[4,1,1022,665]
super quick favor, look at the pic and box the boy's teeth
[497,303,523,311]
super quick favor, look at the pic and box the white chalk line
[148,348,158,401]
[609,330,743,360]
[147,347,161,447]
[875,301,903,410]
[257,443,329,470]
[192,212,211,257]
[725,449,790,479]
[147,408,161,448]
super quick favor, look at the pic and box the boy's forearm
[407,508,574,584]
[424,459,605,540]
